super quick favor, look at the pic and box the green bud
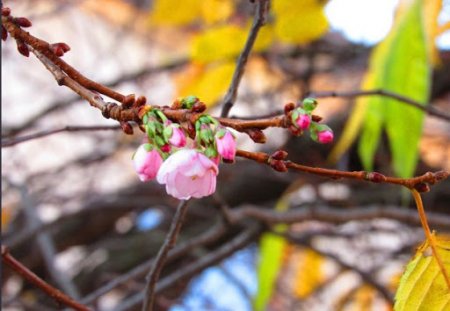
[181,95,199,109]
[163,126,173,141]
[302,98,318,112]
[143,143,153,151]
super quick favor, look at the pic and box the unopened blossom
[292,109,311,130]
[167,123,186,148]
[157,149,218,200]
[215,129,236,161]
[317,129,334,144]
[133,144,163,182]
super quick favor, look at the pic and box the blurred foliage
[331,0,444,178]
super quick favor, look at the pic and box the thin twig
[2,125,122,147]
[309,89,450,121]
[12,182,81,299]
[1,246,90,311]
[142,200,190,311]
[113,224,261,311]
[80,220,226,305]
[220,0,269,117]
[229,204,450,228]
[236,149,449,189]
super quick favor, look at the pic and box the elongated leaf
[395,236,450,310]
[358,0,430,178]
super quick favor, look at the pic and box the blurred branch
[1,246,90,311]
[279,231,393,303]
[81,220,227,305]
[12,182,81,299]
[113,223,261,311]
[220,0,269,117]
[142,200,190,311]
[310,89,450,121]
[1,125,122,147]
[229,204,450,228]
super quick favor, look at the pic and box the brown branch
[236,149,449,190]
[220,0,269,117]
[142,200,190,311]
[309,89,450,121]
[80,220,227,305]
[228,204,450,228]
[1,125,122,147]
[113,223,261,311]
[2,15,125,102]
[1,246,90,311]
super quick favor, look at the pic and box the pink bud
[215,130,236,161]
[295,113,311,130]
[161,144,171,153]
[168,125,187,148]
[317,129,334,144]
[133,145,163,182]
[157,149,218,200]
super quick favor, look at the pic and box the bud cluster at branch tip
[132,96,237,200]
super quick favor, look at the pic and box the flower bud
[135,96,147,107]
[414,183,430,193]
[133,144,163,182]
[269,159,288,172]
[291,108,311,130]
[2,7,11,16]
[284,102,296,114]
[302,98,318,112]
[247,128,266,143]
[180,95,200,109]
[215,129,236,162]
[16,41,29,57]
[365,172,386,183]
[122,94,135,108]
[271,150,288,160]
[317,129,334,144]
[192,101,207,113]
[167,123,186,148]
[120,122,133,135]
[14,17,32,28]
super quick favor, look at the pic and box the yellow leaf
[423,0,442,66]
[190,25,248,63]
[176,61,235,105]
[200,0,234,25]
[272,0,329,44]
[293,248,325,298]
[149,0,202,26]
[394,236,450,311]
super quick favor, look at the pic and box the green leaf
[254,233,286,311]
[254,195,289,311]
[358,0,430,178]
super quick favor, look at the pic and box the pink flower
[295,113,311,130]
[133,144,163,182]
[168,124,186,148]
[157,149,218,200]
[292,109,311,130]
[215,129,236,161]
[317,129,334,144]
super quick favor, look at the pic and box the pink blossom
[168,124,186,148]
[317,129,334,144]
[133,144,163,182]
[215,130,236,161]
[295,113,311,130]
[157,149,218,200]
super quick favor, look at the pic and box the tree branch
[1,246,90,311]
[1,125,122,147]
[310,89,450,121]
[142,200,190,311]
[220,0,269,117]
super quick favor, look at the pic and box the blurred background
[2,0,450,310]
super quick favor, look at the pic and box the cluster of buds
[287,98,334,144]
[133,97,237,200]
